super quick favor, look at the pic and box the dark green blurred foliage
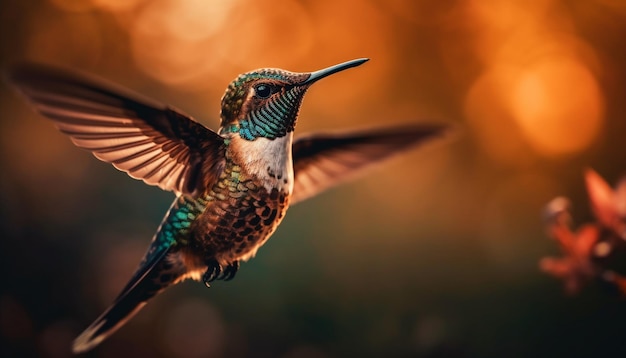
[3,0,626,357]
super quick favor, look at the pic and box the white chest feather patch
[230,134,294,193]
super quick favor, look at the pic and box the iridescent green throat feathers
[8,58,449,353]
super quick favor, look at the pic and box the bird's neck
[227,133,294,194]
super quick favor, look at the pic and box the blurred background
[2,0,626,357]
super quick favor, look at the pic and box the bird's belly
[190,183,290,264]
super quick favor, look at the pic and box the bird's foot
[202,260,240,287]
[203,259,222,288]
[220,260,240,281]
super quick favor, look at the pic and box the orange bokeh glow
[510,59,604,157]
[4,1,626,356]
[460,0,605,160]
[89,0,147,12]
[464,66,533,166]
[129,0,239,88]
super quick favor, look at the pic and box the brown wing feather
[8,63,225,196]
[291,124,450,204]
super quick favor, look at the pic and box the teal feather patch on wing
[157,196,206,244]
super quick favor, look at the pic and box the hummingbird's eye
[254,84,272,99]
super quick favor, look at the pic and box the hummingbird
[8,58,448,353]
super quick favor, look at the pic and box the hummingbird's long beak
[302,58,369,85]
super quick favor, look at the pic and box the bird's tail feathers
[72,248,183,353]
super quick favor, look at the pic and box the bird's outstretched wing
[291,124,450,204]
[8,63,225,196]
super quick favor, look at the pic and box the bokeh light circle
[510,58,604,157]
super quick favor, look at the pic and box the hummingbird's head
[219,58,369,141]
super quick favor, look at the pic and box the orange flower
[585,168,626,240]
[540,197,600,294]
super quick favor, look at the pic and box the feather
[8,63,226,196]
[291,124,450,203]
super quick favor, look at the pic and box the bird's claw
[202,260,240,287]
[221,261,240,281]
[203,260,222,288]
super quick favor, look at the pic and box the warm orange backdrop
[2,1,626,357]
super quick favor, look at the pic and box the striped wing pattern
[291,124,449,204]
[8,64,225,196]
